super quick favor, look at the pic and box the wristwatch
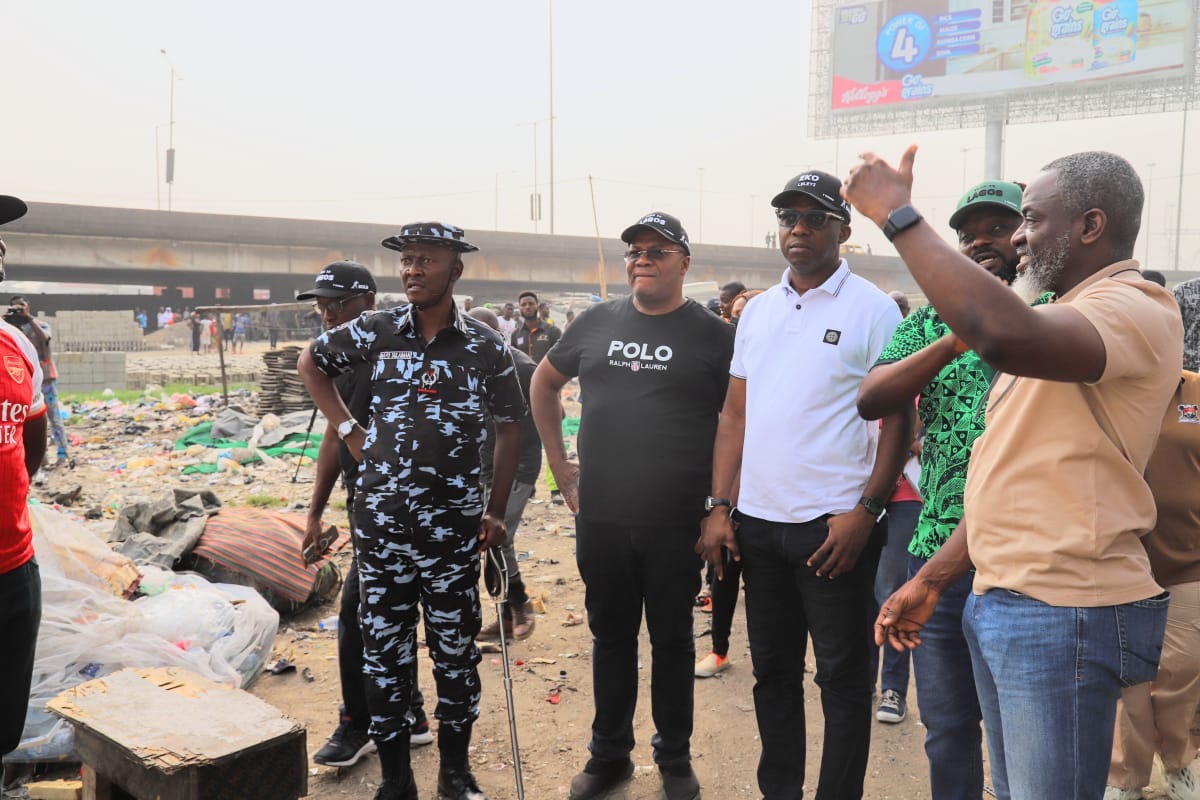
[882,204,923,242]
[336,418,359,440]
[704,496,732,513]
[858,495,887,522]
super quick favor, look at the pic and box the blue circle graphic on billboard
[877,12,932,72]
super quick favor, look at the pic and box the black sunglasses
[776,209,844,231]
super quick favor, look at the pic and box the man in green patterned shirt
[857,181,1040,800]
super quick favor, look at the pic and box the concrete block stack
[50,311,146,353]
[54,352,127,393]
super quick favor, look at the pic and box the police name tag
[381,351,416,360]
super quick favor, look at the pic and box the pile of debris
[258,347,313,416]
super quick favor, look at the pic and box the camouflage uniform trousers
[356,507,483,744]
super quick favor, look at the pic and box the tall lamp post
[548,0,555,234]
[159,49,180,211]
[519,121,541,233]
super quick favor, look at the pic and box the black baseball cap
[620,211,691,255]
[296,261,376,300]
[381,221,479,254]
[771,170,851,221]
[0,196,28,226]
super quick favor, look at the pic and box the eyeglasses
[313,294,366,316]
[623,248,686,262]
[776,209,844,231]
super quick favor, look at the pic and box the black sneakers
[437,765,487,800]
[313,717,376,767]
[660,764,701,800]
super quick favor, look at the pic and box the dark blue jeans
[868,500,919,695]
[908,556,983,800]
[575,517,703,768]
[737,513,883,800]
[1,558,41,758]
[964,588,1168,800]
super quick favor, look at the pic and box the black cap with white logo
[381,221,480,254]
[770,170,851,221]
[620,211,691,255]
[0,196,28,226]
[296,261,377,300]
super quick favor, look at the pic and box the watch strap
[883,204,923,242]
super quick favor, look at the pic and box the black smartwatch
[858,495,887,522]
[882,204,923,242]
[704,496,732,513]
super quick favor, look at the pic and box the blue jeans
[963,588,1169,800]
[869,500,919,695]
[908,556,983,800]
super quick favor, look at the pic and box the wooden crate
[48,667,306,800]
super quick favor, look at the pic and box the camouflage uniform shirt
[310,304,526,530]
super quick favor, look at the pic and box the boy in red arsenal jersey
[0,195,49,786]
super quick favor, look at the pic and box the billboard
[831,0,1194,110]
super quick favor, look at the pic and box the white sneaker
[1166,764,1200,800]
[694,652,729,678]
[1103,787,1143,800]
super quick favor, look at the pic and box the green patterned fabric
[875,296,1051,557]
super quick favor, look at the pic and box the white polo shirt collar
[777,260,851,300]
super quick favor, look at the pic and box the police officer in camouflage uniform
[299,222,526,800]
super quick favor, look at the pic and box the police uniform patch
[1179,403,1200,424]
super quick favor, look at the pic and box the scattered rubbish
[529,657,557,665]
[562,613,585,627]
[267,659,296,675]
[317,615,338,632]
[301,667,315,682]
[546,690,561,705]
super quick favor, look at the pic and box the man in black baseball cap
[771,170,852,221]
[620,211,691,255]
[297,261,377,330]
[0,196,29,284]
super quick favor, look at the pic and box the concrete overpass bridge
[3,203,1194,317]
[1,203,924,316]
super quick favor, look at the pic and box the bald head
[888,290,911,318]
[467,306,500,331]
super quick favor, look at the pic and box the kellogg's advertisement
[830,0,1192,110]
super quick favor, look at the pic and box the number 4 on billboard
[891,28,920,64]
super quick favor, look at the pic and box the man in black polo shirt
[299,222,526,800]
[511,290,560,363]
[531,212,734,800]
[299,262,433,769]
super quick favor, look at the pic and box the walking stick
[484,547,525,800]
[291,405,319,483]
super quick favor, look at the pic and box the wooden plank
[48,668,300,769]
[81,766,112,800]
[28,779,83,800]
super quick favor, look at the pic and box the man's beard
[1016,233,1070,298]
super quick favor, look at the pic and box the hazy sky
[5,1,1198,265]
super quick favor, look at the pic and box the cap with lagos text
[296,261,376,301]
[620,211,691,255]
[948,181,1024,230]
[770,170,851,221]
[381,221,479,254]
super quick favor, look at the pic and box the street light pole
[1145,162,1155,267]
[698,167,705,243]
[548,0,555,234]
[519,122,540,233]
[160,49,178,211]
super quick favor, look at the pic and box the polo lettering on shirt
[606,339,674,371]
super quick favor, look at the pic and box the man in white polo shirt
[698,170,912,800]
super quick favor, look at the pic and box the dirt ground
[30,346,1181,800]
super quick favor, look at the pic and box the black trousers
[737,513,884,800]
[1,558,41,763]
[575,517,703,768]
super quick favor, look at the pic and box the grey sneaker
[876,689,907,724]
